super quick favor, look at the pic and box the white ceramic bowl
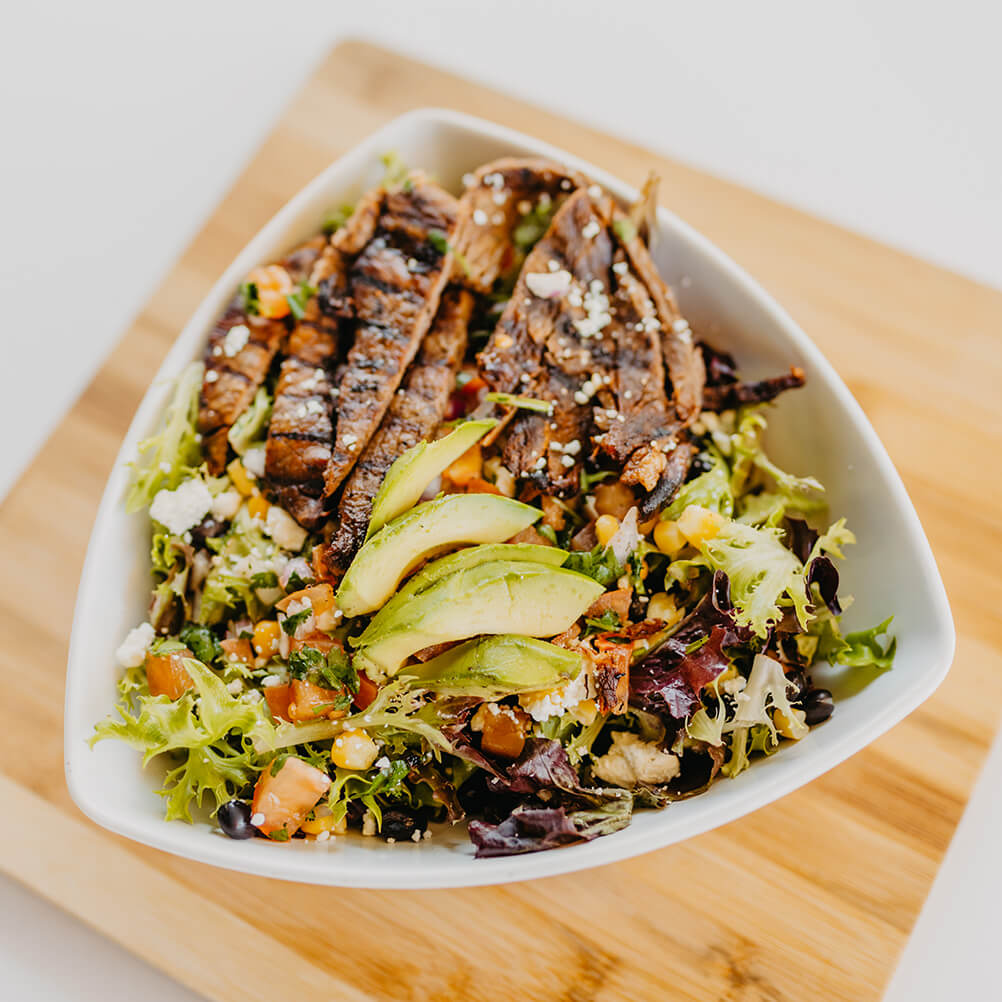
[64,108,954,888]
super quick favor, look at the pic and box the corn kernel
[647,592,683,627]
[677,505,724,547]
[654,519,687,558]
[595,514,620,548]
[252,620,281,658]
[301,813,338,835]
[594,480,635,519]
[574,699,598,726]
[247,493,270,522]
[227,458,256,496]
[774,706,807,740]
[330,729,379,771]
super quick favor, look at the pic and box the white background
[2,2,999,998]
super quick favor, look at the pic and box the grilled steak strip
[701,366,806,412]
[480,187,688,494]
[479,189,614,494]
[263,244,349,528]
[322,174,461,498]
[198,237,325,474]
[455,158,585,294]
[324,288,474,574]
[637,441,697,519]
[612,178,705,425]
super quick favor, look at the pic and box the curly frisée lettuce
[126,361,205,513]
[98,157,898,858]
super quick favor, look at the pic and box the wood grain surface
[2,41,1001,1002]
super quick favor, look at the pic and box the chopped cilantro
[285,569,312,593]
[288,646,325,680]
[240,280,260,316]
[285,281,316,321]
[428,229,450,255]
[580,468,615,493]
[281,608,312,636]
[584,610,622,637]
[177,624,221,664]
[268,827,291,842]
[485,392,554,416]
[564,544,624,588]
[250,570,279,590]
[321,647,359,694]
[322,204,355,234]
[612,218,637,243]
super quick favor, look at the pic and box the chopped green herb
[580,468,615,493]
[268,827,291,842]
[584,610,622,637]
[485,392,554,416]
[428,229,450,255]
[285,281,316,321]
[321,647,359,694]
[240,281,260,316]
[250,570,279,590]
[612,218,637,243]
[281,608,312,636]
[288,647,325,680]
[564,544,624,588]
[178,624,221,664]
[322,204,355,234]
[285,569,312,593]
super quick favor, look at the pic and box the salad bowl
[64,108,954,888]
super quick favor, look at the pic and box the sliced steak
[198,237,325,474]
[324,288,474,574]
[479,188,690,494]
[322,174,461,498]
[701,366,806,411]
[455,158,585,294]
[263,241,351,528]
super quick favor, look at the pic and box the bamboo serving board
[2,41,1000,1002]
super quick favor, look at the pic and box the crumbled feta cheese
[342,433,358,448]
[205,370,219,384]
[472,208,488,226]
[374,756,391,771]
[612,261,628,275]
[560,454,575,468]
[525,269,572,300]
[210,488,241,521]
[563,439,581,456]
[362,811,377,837]
[574,281,612,339]
[411,829,422,843]
[721,675,747,695]
[250,812,265,827]
[242,445,266,478]
[592,731,681,788]
[581,220,601,240]
[587,184,602,199]
[223,324,250,357]
[226,679,244,695]
[260,674,283,688]
[115,622,155,668]
[519,671,590,722]
[492,190,508,205]
[264,505,308,551]
[150,478,213,534]
[461,172,475,188]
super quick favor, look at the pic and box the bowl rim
[64,106,955,888]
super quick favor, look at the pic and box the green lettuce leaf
[126,361,204,513]
[663,451,734,521]
[227,386,272,455]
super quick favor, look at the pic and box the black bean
[804,688,834,726]
[218,800,256,839]
[380,808,426,842]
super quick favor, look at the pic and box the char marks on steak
[478,184,705,495]
[322,173,461,499]
[701,366,806,411]
[455,158,585,294]
[324,289,474,574]
[262,241,352,529]
[197,237,326,474]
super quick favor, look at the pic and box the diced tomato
[251,757,331,838]
[289,632,341,654]
[263,684,293,722]
[277,583,338,630]
[353,672,380,711]
[288,679,346,722]
[446,375,487,419]
[146,650,195,700]
[220,636,254,666]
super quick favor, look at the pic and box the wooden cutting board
[2,40,1000,1002]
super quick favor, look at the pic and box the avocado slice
[337,494,542,617]
[352,559,604,678]
[366,419,497,538]
[374,542,567,625]
[407,635,582,697]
